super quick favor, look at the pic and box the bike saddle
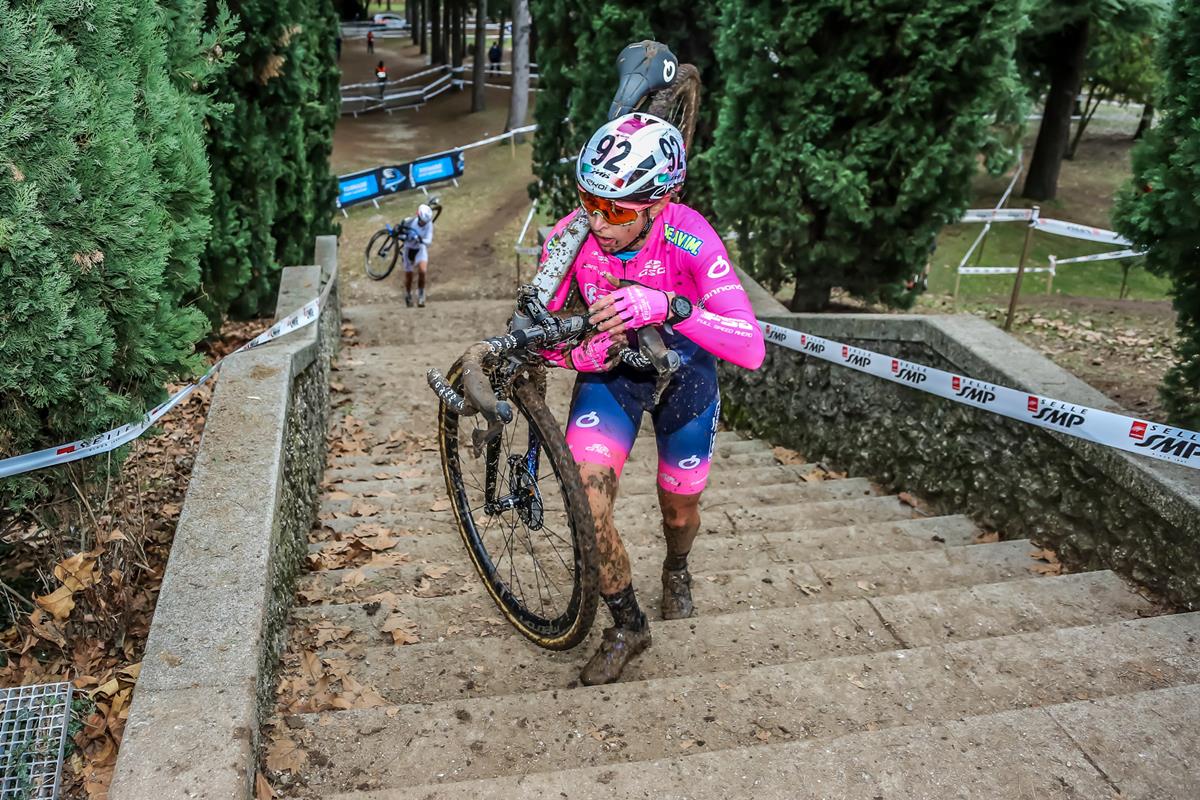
[608,41,680,121]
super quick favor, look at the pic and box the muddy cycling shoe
[661,566,695,620]
[579,625,651,685]
[405,291,414,308]
[418,289,426,307]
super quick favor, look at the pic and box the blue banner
[336,151,464,209]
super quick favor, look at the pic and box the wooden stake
[1004,206,1039,332]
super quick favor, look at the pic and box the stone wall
[111,236,340,800]
[720,276,1200,609]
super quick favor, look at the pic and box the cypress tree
[200,0,341,322]
[0,0,234,502]
[707,0,1027,310]
[1113,0,1200,427]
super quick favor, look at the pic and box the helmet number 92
[660,137,681,173]
[590,135,632,171]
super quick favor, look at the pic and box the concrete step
[296,539,1045,626]
[343,302,516,347]
[291,571,1153,706]
[323,462,823,497]
[315,495,917,543]
[327,686,1200,799]
[317,477,877,519]
[281,613,1200,790]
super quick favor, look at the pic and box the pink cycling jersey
[542,202,765,371]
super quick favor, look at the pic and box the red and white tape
[0,270,336,480]
[761,321,1200,471]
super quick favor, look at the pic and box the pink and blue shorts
[565,356,720,495]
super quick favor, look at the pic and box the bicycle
[426,41,701,651]
[364,196,443,280]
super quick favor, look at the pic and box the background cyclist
[403,202,435,308]
[537,113,765,685]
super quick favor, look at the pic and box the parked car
[372,13,407,29]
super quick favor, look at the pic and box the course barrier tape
[956,165,1023,272]
[960,208,1036,223]
[1032,217,1133,247]
[760,320,1200,471]
[0,267,338,481]
[957,266,1056,275]
[1052,248,1143,265]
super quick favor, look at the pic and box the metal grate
[0,682,72,800]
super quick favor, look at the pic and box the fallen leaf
[973,530,1000,544]
[429,497,452,513]
[381,615,420,645]
[35,586,76,621]
[327,490,353,501]
[255,771,276,800]
[423,564,451,580]
[755,728,771,742]
[265,736,307,773]
[342,569,366,587]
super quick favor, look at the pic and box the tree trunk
[790,275,832,312]
[419,0,427,53]
[472,1,486,111]
[529,13,537,66]
[1134,102,1155,140]
[498,9,506,67]
[407,0,415,36]
[1065,84,1102,160]
[1022,18,1090,201]
[506,0,530,135]
[441,0,451,65]
[430,0,443,63]
[451,1,463,70]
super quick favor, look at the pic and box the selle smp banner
[760,321,1200,472]
[336,151,465,209]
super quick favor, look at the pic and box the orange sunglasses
[578,187,653,226]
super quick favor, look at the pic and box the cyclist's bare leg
[578,462,650,685]
[415,260,428,305]
[658,487,701,619]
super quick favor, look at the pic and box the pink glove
[607,285,669,330]
[569,331,623,372]
[538,346,571,369]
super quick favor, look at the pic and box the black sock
[602,584,647,631]
[663,552,689,572]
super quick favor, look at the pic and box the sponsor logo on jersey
[585,443,611,457]
[584,283,598,304]
[698,283,744,306]
[638,259,666,278]
[575,412,601,428]
[707,255,731,279]
[678,455,702,470]
[663,224,704,256]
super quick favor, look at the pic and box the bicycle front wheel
[647,63,701,152]
[438,360,598,650]
[365,230,399,280]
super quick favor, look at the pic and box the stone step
[343,302,516,348]
[328,686,1200,799]
[295,539,1043,631]
[315,495,916,543]
[317,477,876,519]
[323,462,823,497]
[292,571,1152,706]
[280,614,1200,791]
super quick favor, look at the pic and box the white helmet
[576,113,686,204]
[417,203,433,223]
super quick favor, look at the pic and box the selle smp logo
[842,345,871,368]
[663,224,704,256]
[799,334,825,354]
[764,324,787,344]
[1129,420,1200,461]
[891,358,927,385]
[951,375,996,405]
[1027,396,1086,429]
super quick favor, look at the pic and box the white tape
[0,266,337,480]
[760,321,1200,471]
[1052,248,1143,265]
[1033,217,1132,246]
[960,208,1036,223]
[957,266,1055,275]
[956,163,1023,271]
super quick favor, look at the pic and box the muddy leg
[658,487,701,620]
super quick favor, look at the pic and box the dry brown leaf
[755,728,771,742]
[265,736,307,773]
[341,569,366,587]
[327,490,353,501]
[350,500,381,518]
[973,530,1001,544]
[255,771,276,800]
[422,564,451,580]
[381,615,420,645]
[35,585,76,621]
[772,446,806,465]
[300,651,323,683]
[429,497,452,513]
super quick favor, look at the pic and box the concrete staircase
[265,300,1200,799]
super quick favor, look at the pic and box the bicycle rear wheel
[647,63,701,152]
[365,229,399,280]
[438,360,598,650]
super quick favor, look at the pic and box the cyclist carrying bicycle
[403,203,435,308]
[537,112,765,684]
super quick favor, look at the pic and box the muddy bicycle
[427,42,701,650]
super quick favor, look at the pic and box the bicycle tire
[647,63,700,153]
[438,359,599,650]
[365,229,399,280]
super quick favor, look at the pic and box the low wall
[721,269,1200,609]
[111,236,341,799]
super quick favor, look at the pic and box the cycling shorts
[564,362,720,495]
[402,244,428,271]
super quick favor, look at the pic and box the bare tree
[472,1,487,111]
[506,0,530,137]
